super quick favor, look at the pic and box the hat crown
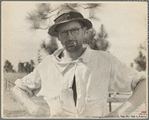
[54,6,84,23]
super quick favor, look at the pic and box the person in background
[12,6,146,118]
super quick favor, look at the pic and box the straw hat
[48,6,92,37]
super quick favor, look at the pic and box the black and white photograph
[1,1,148,118]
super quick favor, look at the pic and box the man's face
[57,21,86,53]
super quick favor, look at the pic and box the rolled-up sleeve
[109,55,146,92]
[14,68,41,97]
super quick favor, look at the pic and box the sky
[2,2,147,71]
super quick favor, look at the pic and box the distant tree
[134,51,146,72]
[84,24,109,51]
[18,60,35,73]
[131,41,146,72]
[37,49,42,63]
[18,62,25,73]
[40,37,58,55]
[24,62,30,73]
[4,60,15,73]
[30,60,35,72]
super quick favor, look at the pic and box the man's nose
[67,31,74,40]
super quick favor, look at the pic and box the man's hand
[105,79,146,118]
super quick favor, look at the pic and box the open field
[2,72,50,118]
[3,72,28,91]
[1,72,147,118]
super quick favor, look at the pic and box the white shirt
[15,46,145,117]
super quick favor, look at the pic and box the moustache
[65,41,77,46]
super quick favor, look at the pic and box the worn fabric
[15,46,145,117]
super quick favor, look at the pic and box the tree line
[3,60,35,73]
[4,3,146,73]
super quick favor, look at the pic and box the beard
[64,40,81,52]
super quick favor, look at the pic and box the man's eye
[61,32,67,36]
[60,32,67,35]
[62,31,67,33]
[71,29,78,32]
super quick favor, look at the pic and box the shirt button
[69,87,72,89]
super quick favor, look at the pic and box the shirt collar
[52,45,91,74]
[53,44,91,64]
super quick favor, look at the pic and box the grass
[3,72,28,91]
[2,72,49,118]
[2,72,28,118]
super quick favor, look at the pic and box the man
[12,6,146,118]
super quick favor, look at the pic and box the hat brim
[48,18,92,37]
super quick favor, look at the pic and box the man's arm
[108,53,147,117]
[12,86,39,114]
[12,86,50,117]
[107,79,146,117]
[11,67,50,117]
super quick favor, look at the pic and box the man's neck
[62,46,86,61]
